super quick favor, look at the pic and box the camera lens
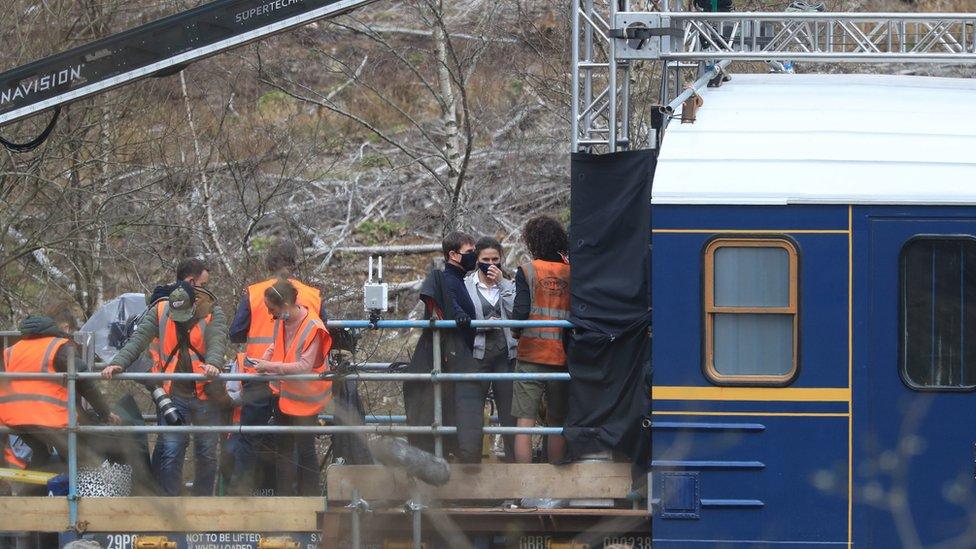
[150,386,184,425]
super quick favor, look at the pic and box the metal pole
[74,425,463,434]
[412,505,422,549]
[6,424,565,436]
[351,489,362,549]
[68,371,572,382]
[620,62,630,150]
[432,329,443,458]
[620,0,631,150]
[583,0,594,146]
[326,319,572,329]
[661,60,730,114]
[571,0,581,151]
[608,0,619,152]
[67,350,78,531]
[659,60,670,111]
[408,495,423,549]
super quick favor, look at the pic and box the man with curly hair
[512,215,571,464]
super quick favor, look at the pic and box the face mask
[459,251,478,271]
[478,262,492,274]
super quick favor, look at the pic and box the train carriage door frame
[860,212,976,548]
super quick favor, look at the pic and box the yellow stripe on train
[652,386,851,402]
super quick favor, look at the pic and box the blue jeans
[151,394,219,496]
[230,382,276,495]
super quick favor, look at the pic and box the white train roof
[652,73,976,206]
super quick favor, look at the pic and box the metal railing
[0,319,574,537]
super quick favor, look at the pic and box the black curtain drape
[563,150,656,471]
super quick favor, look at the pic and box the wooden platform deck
[0,497,324,532]
[326,462,636,501]
[0,462,641,534]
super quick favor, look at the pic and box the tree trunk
[431,4,466,231]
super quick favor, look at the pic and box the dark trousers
[479,346,516,462]
[454,333,515,463]
[275,413,320,496]
[230,382,277,495]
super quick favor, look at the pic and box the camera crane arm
[0,0,379,135]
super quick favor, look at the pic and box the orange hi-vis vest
[149,302,213,399]
[0,337,71,428]
[516,259,571,367]
[272,311,332,416]
[244,277,321,367]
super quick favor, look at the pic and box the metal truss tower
[572,3,976,152]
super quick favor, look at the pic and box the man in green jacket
[102,258,227,496]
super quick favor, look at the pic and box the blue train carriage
[649,73,976,548]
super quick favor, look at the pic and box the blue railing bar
[700,499,765,508]
[61,425,564,435]
[651,460,766,470]
[486,426,563,435]
[352,363,402,370]
[651,422,766,432]
[138,414,496,425]
[326,319,572,329]
[0,371,571,382]
[0,321,571,337]
[90,361,399,371]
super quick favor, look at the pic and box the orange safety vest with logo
[148,302,213,399]
[272,311,332,416]
[516,259,571,367]
[244,278,322,394]
[0,337,71,428]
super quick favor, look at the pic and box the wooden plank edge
[0,497,69,532]
[78,497,324,532]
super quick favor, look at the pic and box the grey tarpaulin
[80,293,151,371]
[563,150,655,470]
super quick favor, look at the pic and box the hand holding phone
[486,264,503,282]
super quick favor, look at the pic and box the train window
[900,237,976,390]
[704,238,798,384]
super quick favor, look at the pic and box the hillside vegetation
[0,0,971,325]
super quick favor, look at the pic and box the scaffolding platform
[324,462,647,548]
[326,462,636,501]
[0,463,646,548]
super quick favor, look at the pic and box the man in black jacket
[404,231,486,462]
[439,231,477,347]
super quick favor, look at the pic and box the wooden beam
[77,497,323,532]
[327,462,635,501]
[0,497,68,532]
[0,497,325,532]
[1,463,637,533]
